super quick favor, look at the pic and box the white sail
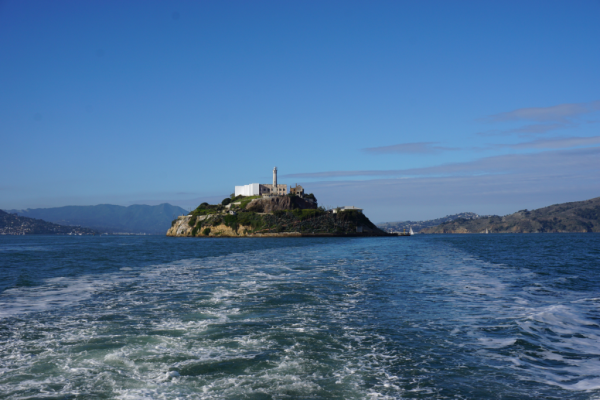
[409,227,414,236]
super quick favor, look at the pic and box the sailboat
[485,228,489,234]
[409,227,415,236]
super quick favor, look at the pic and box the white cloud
[477,100,600,137]
[284,146,600,179]
[501,136,600,150]
[363,142,458,154]
[485,101,600,123]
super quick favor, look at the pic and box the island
[167,167,394,238]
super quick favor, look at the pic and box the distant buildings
[290,184,304,197]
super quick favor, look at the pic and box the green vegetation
[238,196,261,209]
[291,208,326,220]
[336,209,377,229]
[202,227,211,236]
[221,198,231,206]
[222,214,239,231]
[190,202,224,216]
[237,212,267,230]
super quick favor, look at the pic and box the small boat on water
[409,227,414,236]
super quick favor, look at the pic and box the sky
[1,0,599,222]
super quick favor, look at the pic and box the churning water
[0,234,599,399]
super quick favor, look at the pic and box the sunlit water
[1,234,599,399]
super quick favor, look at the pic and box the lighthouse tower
[273,166,278,192]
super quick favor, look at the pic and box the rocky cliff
[245,196,317,213]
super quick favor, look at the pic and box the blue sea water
[0,234,599,399]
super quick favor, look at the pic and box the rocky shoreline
[166,198,391,238]
[166,214,391,238]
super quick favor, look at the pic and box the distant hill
[377,212,480,233]
[0,210,98,235]
[8,204,187,234]
[421,197,600,233]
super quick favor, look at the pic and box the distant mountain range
[377,212,480,233]
[7,204,187,234]
[421,197,600,233]
[0,210,98,235]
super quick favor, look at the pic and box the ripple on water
[0,235,599,399]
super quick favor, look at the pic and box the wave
[425,245,600,393]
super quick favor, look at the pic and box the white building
[235,183,261,197]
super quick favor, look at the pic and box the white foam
[477,337,517,348]
[4,237,598,398]
[422,243,600,393]
[0,276,109,318]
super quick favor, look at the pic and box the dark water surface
[0,234,599,399]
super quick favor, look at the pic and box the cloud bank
[363,142,458,154]
[485,100,600,123]
[284,146,600,221]
[500,136,600,150]
[478,100,600,137]
[284,146,600,179]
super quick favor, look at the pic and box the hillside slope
[378,212,480,233]
[9,203,186,234]
[0,210,97,235]
[422,197,600,233]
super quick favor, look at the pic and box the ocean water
[0,234,599,399]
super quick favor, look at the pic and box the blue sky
[1,0,599,222]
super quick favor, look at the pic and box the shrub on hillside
[223,214,238,231]
[304,193,317,203]
[237,212,265,230]
[575,206,600,220]
[335,210,376,229]
[292,208,324,220]
[191,202,220,216]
